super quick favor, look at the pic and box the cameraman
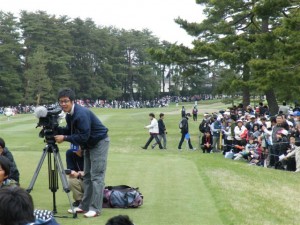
[54,88,109,218]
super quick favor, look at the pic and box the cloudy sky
[2,0,204,46]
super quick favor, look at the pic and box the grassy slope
[0,102,300,225]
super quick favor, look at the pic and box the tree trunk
[265,89,278,115]
[242,65,250,109]
[36,93,40,106]
[242,86,250,109]
[261,17,278,115]
[161,65,165,93]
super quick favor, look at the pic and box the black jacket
[180,117,189,134]
[2,147,20,183]
[61,104,108,149]
[158,119,166,135]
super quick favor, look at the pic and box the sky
[1,0,204,46]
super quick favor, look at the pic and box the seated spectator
[0,137,20,184]
[200,130,213,153]
[234,137,257,161]
[106,215,134,225]
[234,119,248,147]
[283,136,298,171]
[66,144,84,207]
[274,129,289,169]
[251,124,262,139]
[0,156,17,188]
[0,187,59,225]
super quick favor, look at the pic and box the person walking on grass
[152,113,167,149]
[141,113,163,150]
[178,113,195,150]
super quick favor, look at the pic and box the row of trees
[1,2,299,114]
[167,0,300,115]
[1,10,204,106]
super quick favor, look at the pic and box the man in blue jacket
[54,88,109,218]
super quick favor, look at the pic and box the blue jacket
[212,120,222,137]
[61,104,108,149]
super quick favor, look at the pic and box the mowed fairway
[1,102,300,225]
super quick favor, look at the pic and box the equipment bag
[103,185,143,208]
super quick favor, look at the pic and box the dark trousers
[286,157,296,171]
[144,133,163,149]
[201,145,212,153]
[224,139,233,155]
[270,145,279,167]
[178,133,193,149]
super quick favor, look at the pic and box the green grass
[1,102,300,225]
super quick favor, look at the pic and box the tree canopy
[175,0,300,114]
[0,3,299,111]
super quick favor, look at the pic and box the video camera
[34,106,63,143]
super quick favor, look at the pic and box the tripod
[27,141,77,218]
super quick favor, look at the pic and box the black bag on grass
[102,185,143,208]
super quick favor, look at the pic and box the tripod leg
[26,147,48,193]
[52,149,77,218]
[48,152,59,214]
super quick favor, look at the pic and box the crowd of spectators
[0,94,217,114]
[199,102,300,172]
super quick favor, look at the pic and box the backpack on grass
[103,185,143,208]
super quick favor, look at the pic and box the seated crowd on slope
[199,102,300,172]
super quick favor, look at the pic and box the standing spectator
[178,113,195,150]
[141,113,163,150]
[199,113,211,135]
[181,106,186,118]
[54,88,109,218]
[259,102,266,116]
[211,115,222,152]
[245,115,256,133]
[0,137,20,184]
[262,115,287,168]
[278,101,289,115]
[152,113,167,149]
[192,106,198,121]
[223,119,234,154]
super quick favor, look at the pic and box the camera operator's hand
[54,135,65,143]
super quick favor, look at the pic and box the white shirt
[145,118,159,134]
[234,125,247,140]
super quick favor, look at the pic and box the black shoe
[72,200,81,207]
[141,146,147,150]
